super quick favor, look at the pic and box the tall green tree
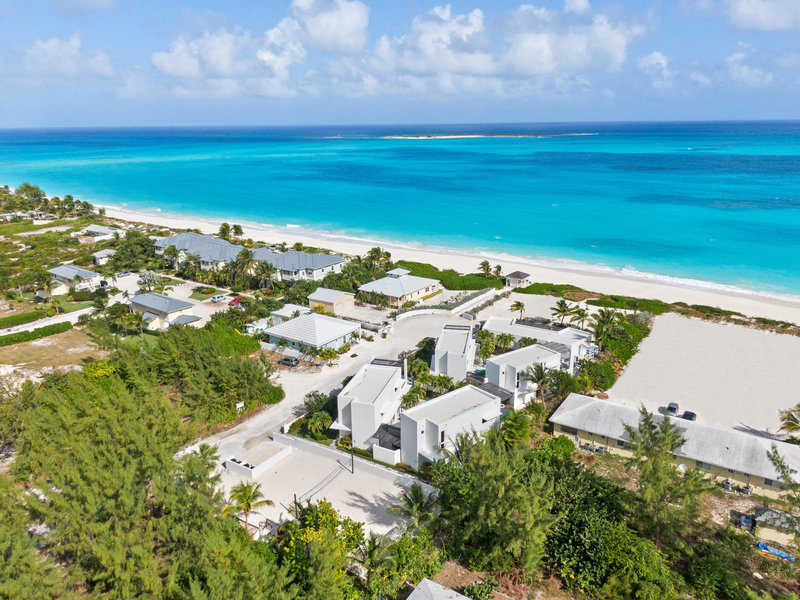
[478,260,491,277]
[388,482,437,532]
[223,481,273,536]
[510,299,525,319]
[551,299,574,325]
[624,406,712,546]
[521,363,549,403]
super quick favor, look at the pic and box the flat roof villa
[482,316,594,371]
[550,393,800,498]
[37,264,101,297]
[335,360,410,450]
[431,324,476,382]
[263,313,360,351]
[358,268,441,308]
[308,287,356,315]
[485,344,562,409]
[400,385,503,469]
[129,292,197,330]
[154,232,345,280]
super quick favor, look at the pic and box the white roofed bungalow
[550,393,800,499]
[358,268,441,308]
[263,313,360,352]
[334,359,411,452]
[431,324,476,382]
[400,386,503,470]
[270,303,311,323]
[129,292,198,330]
[482,316,594,372]
[485,343,562,409]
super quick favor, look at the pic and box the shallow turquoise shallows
[1,122,799,295]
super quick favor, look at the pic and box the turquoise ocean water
[1,122,799,295]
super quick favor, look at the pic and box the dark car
[99,280,109,288]
[278,357,299,367]
[667,402,679,416]
[682,411,697,421]
[228,295,245,306]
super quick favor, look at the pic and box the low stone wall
[395,288,500,321]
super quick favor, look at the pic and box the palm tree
[231,224,243,238]
[218,222,231,240]
[779,403,800,436]
[432,374,454,394]
[479,260,491,277]
[407,358,429,379]
[223,481,273,536]
[590,308,620,353]
[235,248,255,277]
[415,370,434,388]
[570,307,589,329]
[495,333,515,353]
[163,244,180,266]
[551,299,574,325]
[49,296,63,316]
[493,264,502,277]
[510,300,525,319]
[387,482,437,531]
[521,363,549,403]
[256,261,277,291]
[125,311,144,339]
[306,411,333,435]
[353,532,394,595]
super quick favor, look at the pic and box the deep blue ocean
[1,121,799,295]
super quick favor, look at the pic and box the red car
[228,295,245,306]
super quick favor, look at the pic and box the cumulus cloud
[690,71,712,86]
[23,34,113,80]
[726,43,773,86]
[291,0,369,53]
[503,9,643,76]
[637,51,673,88]
[726,0,800,31]
[564,0,591,13]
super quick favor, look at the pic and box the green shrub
[0,310,44,329]
[580,359,617,390]
[231,284,243,293]
[517,282,588,297]
[83,360,119,380]
[0,322,72,347]
[70,290,93,302]
[394,260,503,290]
[587,295,671,314]
[204,325,260,355]
[462,577,498,600]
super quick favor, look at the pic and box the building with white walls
[431,324,476,382]
[485,344,562,408]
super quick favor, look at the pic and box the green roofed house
[129,292,198,330]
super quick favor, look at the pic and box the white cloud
[117,67,155,99]
[503,11,643,76]
[726,0,800,31]
[291,0,369,54]
[256,18,307,79]
[690,71,711,86]
[564,0,591,14]
[637,51,673,88]
[726,43,773,86]
[23,34,113,79]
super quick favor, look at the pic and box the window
[696,460,711,470]
[559,425,578,435]
[764,478,782,489]
[616,439,628,448]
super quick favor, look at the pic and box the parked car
[278,357,299,367]
[228,295,244,306]
[682,411,697,421]
[99,280,109,288]
[667,402,679,416]
[118,270,131,277]
[210,294,226,303]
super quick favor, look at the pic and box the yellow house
[357,268,441,308]
[308,287,356,316]
[550,393,800,499]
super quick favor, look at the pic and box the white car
[211,294,227,303]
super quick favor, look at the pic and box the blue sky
[1,0,798,127]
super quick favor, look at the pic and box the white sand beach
[101,203,800,324]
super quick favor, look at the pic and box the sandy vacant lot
[607,313,800,436]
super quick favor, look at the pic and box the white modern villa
[482,316,595,372]
[400,386,503,469]
[334,359,410,450]
[485,343,562,409]
[430,324,476,382]
[75,224,123,241]
[357,268,441,308]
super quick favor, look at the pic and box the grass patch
[0,328,102,368]
[190,287,223,301]
[0,217,82,237]
[517,282,589,297]
[0,310,45,329]
[0,321,73,347]
[586,295,672,315]
[395,260,503,290]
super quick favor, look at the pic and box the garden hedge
[0,321,72,346]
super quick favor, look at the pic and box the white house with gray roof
[431,324,476,382]
[263,313,360,352]
[334,359,410,450]
[482,316,594,372]
[129,292,197,330]
[408,579,469,600]
[400,385,503,469]
[154,232,344,280]
[37,264,101,297]
[550,393,800,498]
[485,343,562,409]
[358,268,441,308]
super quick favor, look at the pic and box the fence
[394,288,501,321]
